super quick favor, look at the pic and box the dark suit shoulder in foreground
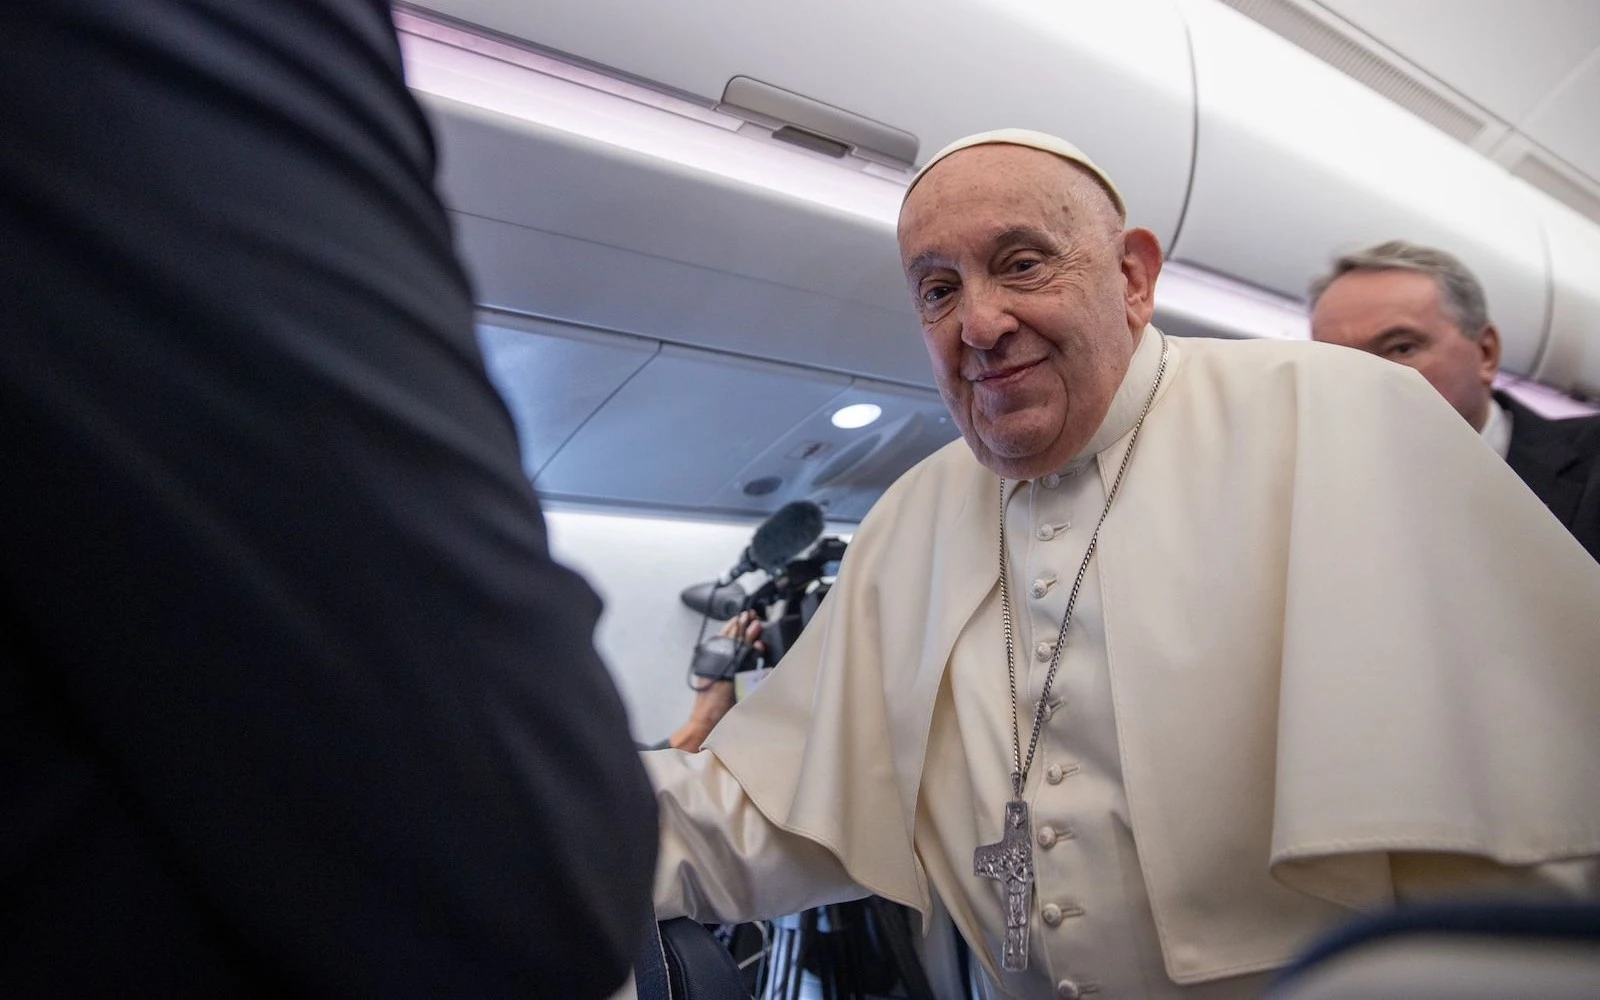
[0,1,655,996]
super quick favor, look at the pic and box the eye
[1386,341,1418,359]
[920,283,954,306]
[1007,257,1041,275]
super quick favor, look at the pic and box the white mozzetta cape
[697,334,1600,983]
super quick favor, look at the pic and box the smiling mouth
[972,359,1042,384]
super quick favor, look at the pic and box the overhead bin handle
[720,76,919,167]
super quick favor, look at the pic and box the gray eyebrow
[904,250,948,279]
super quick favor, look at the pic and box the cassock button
[1041,473,1062,489]
[1034,641,1054,662]
[1042,903,1063,926]
[1030,579,1050,599]
[1045,763,1064,784]
[1035,524,1055,541]
[1056,980,1082,1000]
[1037,825,1058,848]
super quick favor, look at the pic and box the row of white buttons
[1031,470,1088,1000]
[1036,713,1090,1000]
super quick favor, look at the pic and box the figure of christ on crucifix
[973,799,1036,971]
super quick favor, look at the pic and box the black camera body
[687,633,762,681]
[741,536,846,665]
[687,535,847,681]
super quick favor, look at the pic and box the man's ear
[1477,324,1502,387]
[1121,228,1163,332]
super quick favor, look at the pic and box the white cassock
[644,328,1600,999]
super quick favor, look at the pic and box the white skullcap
[902,128,1126,221]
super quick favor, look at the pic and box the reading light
[831,403,883,429]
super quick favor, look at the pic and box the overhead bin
[1524,188,1600,397]
[402,4,1317,390]
[441,149,931,387]
[1171,0,1551,376]
[401,18,934,388]
[407,0,1196,244]
[417,1,1600,409]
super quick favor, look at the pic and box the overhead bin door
[422,94,933,386]
[409,0,1196,244]
[1170,0,1550,376]
[1525,189,1600,397]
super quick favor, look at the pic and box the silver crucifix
[973,798,1035,971]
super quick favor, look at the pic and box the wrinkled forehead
[897,146,1110,269]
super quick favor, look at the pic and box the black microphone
[721,500,826,583]
[679,580,749,620]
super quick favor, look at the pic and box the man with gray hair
[1310,239,1599,560]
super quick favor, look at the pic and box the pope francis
[641,130,1600,998]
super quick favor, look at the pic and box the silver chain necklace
[974,333,1169,973]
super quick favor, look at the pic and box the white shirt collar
[1481,397,1513,460]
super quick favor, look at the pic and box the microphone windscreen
[749,500,826,573]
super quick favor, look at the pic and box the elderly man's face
[1310,269,1499,431]
[897,146,1159,480]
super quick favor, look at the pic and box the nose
[957,279,1017,351]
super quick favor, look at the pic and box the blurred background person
[1310,240,1599,560]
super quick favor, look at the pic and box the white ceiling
[1317,0,1600,123]
[1306,0,1600,192]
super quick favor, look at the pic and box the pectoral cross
[973,798,1035,971]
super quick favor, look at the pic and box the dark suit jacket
[1498,390,1600,561]
[1,1,654,996]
